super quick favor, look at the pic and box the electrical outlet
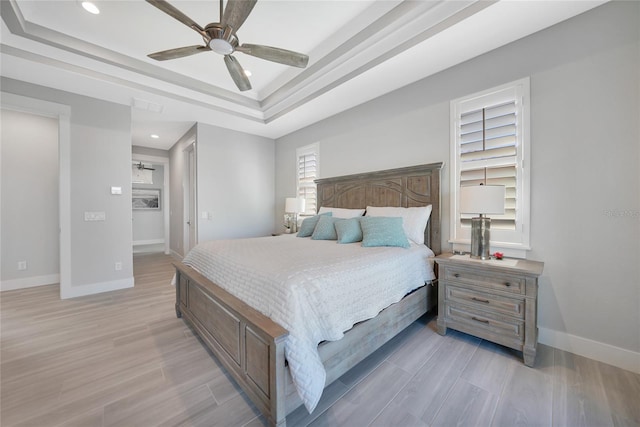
[114,262,122,271]
[18,261,27,271]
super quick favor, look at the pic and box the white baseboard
[1,274,60,291]
[539,327,640,374]
[60,277,134,299]
[133,239,165,246]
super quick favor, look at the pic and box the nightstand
[435,253,544,367]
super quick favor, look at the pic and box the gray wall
[1,78,134,295]
[275,1,640,359]
[196,122,275,241]
[132,146,170,158]
[168,123,275,257]
[1,109,59,284]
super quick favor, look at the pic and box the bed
[173,162,442,426]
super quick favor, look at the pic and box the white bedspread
[182,235,435,412]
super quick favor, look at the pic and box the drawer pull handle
[454,273,460,278]
[504,282,511,287]
[471,297,490,304]
[472,316,490,324]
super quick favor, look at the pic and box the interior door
[184,143,197,254]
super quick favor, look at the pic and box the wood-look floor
[2,253,639,427]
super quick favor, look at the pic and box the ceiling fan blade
[146,0,206,36]
[148,45,211,61]
[221,0,257,33]
[224,55,252,91]
[236,44,309,68]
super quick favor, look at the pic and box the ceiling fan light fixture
[144,0,308,91]
[209,38,234,55]
[81,1,100,14]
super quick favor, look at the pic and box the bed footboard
[175,260,436,426]
[174,262,289,427]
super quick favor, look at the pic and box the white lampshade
[460,185,505,215]
[285,197,306,213]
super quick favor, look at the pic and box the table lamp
[285,197,306,233]
[460,184,505,260]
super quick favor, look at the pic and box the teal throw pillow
[335,218,363,244]
[297,212,332,237]
[311,215,339,240]
[361,216,410,248]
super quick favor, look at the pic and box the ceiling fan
[145,0,310,91]
[134,161,155,171]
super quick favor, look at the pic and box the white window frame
[449,78,531,258]
[296,143,320,216]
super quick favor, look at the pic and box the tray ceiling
[1,0,606,148]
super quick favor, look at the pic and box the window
[296,143,319,216]
[450,78,531,257]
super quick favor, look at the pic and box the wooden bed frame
[173,162,442,426]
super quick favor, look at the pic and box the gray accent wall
[1,78,134,296]
[275,2,640,361]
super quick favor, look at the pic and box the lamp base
[470,216,492,260]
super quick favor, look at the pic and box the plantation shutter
[297,151,317,215]
[458,101,517,230]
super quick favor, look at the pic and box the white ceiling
[1,0,606,150]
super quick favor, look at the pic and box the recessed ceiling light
[81,1,100,14]
[244,69,252,77]
[150,134,160,139]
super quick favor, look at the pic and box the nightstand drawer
[446,302,524,342]
[446,285,525,318]
[443,267,524,294]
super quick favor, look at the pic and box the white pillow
[318,207,366,219]
[365,205,432,245]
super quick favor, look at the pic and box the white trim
[1,274,60,292]
[132,153,171,255]
[449,78,531,256]
[539,327,640,374]
[133,239,165,246]
[1,92,72,300]
[450,241,528,259]
[60,277,134,299]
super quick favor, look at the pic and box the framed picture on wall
[132,188,161,210]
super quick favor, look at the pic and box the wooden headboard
[315,162,443,254]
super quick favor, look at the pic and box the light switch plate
[84,211,106,221]
[111,186,122,195]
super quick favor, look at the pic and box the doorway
[131,154,171,255]
[0,93,71,298]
